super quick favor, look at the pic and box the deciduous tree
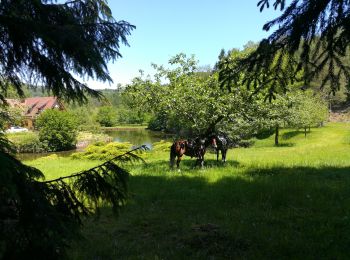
[124,54,263,143]
[96,106,116,127]
[36,109,78,151]
[291,91,329,137]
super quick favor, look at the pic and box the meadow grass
[27,154,100,180]
[26,122,350,259]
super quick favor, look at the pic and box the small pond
[18,128,172,161]
[103,128,173,149]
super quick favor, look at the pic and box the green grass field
[26,123,350,259]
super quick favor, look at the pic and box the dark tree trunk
[304,127,307,138]
[275,126,279,146]
[204,115,224,136]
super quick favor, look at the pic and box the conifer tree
[0,0,135,102]
[220,0,350,98]
[0,1,138,258]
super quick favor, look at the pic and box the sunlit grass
[27,154,101,180]
[25,122,350,259]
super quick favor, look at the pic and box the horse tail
[169,143,176,169]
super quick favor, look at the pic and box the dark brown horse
[170,137,217,169]
[207,133,229,162]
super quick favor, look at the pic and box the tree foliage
[0,105,23,129]
[36,109,78,151]
[125,53,276,144]
[66,89,150,130]
[220,0,350,98]
[124,54,246,137]
[0,0,135,103]
[96,106,116,127]
[218,45,330,145]
[253,90,329,144]
[125,51,329,146]
[291,91,329,132]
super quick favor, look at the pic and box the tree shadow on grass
[281,130,303,140]
[246,165,350,179]
[275,142,295,147]
[203,158,239,168]
[145,157,240,171]
[73,165,350,259]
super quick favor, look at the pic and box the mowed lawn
[26,123,350,259]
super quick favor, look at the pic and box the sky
[88,0,284,89]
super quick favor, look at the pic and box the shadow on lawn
[275,142,295,147]
[281,130,304,140]
[144,155,240,170]
[173,158,240,169]
[75,165,350,259]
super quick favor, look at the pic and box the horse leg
[222,149,227,163]
[195,158,204,168]
[170,148,175,169]
[170,156,177,169]
[177,156,183,169]
[216,149,219,162]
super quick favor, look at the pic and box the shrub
[36,109,78,151]
[148,113,168,131]
[71,141,133,160]
[152,140,172,152]
[96,106,116,127]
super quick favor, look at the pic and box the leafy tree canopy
[96,105,116,127]
[36,109,78,151]
[125,51,330,146]
[218,44,329,145]
[125,53,281,142]
[124,54,246,137]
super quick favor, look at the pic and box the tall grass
[26,123,350,259]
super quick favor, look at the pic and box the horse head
[206,135,218,149]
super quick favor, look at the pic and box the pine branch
[41,145,148,184]
[220,0,350,96]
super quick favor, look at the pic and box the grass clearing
[25,123,350,259]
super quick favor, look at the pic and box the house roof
[24,97,60,117]
[5,96,61,118]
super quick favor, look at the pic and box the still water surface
[104,128,172,148]
[19,129,172,161]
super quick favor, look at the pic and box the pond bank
[101,126,147,131]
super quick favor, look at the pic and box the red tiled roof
[5,97,61,118]
[24,97,59,117]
